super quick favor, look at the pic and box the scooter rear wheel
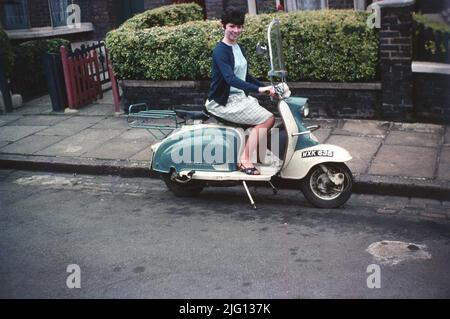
[161,173,205,197]
[300,162,353,208]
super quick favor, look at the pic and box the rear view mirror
[255,42,267,55]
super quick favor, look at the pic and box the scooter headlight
[302,102,309,117]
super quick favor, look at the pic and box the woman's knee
[265,114,275,127]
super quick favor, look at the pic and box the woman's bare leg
[240,115,275,170]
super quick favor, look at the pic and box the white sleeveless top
[229,43,247,94]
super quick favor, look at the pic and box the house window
[49,0,72,27]
[284,0,328,12]
[0,0,30,30]
[354,0,370,11]
[296,0,326,10]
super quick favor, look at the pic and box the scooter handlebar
[273,83,291,99]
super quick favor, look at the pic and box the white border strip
[412,61,450,75]
[374,0,416,8]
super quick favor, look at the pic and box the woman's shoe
[238,163,260,175]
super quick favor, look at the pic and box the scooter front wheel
[300,162,353,208]
[161,172,205,197]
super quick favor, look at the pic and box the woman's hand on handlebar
[258,86,276,97]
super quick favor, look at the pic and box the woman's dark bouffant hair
[221,7,245,28]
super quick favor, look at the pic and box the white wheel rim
[309,166,346,201]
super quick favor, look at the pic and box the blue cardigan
[207,41,264,106]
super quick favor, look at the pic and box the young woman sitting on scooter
[205,7,276,175]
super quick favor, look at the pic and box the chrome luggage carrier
[127,103,210,138]
[127,103,182,138]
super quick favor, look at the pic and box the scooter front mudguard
[280,144,352,180]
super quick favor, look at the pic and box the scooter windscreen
[267,19,287,79]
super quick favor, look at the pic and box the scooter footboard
[280,144,352,180]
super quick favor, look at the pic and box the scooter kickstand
[268,181,278,195]
[242,181,257,209]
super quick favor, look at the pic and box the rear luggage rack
[127,103,183,138]
[127,103,212,138]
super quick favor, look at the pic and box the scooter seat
[174,109,210,121]
[211,116,253,129]
[202,108,253,129]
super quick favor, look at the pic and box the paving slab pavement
[325,135,382,174]
[130,146,154,161]
[35,116,105,136]
[0,141,10,149]
[391,122,445,134]
[35,128,127,157]
[0,115,21,126]
[0,135,66,155]
[384,131,442,147]
[444,129,450,145]
[9,115,69,127]
[438,146,450,180]
[369,145,438,178]
[0,125,49,142]
[336,119,389,138]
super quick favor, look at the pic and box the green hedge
[10,38,70,99]
[106,10,378,82]
[14,38,69,57]
[118,3,203,30]
[0,28,14,77]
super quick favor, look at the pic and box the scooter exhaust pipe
[171,170,196,184]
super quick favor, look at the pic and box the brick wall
[13,0,120,41]
[29,0,51,28]
[204,0,224,19]
[288,88,381,119]
[121,76,450,122]
[414,73,450,123]
[223,0,248,12]
[121,81,210,111]
[144,0,171,10]
[379,4,414,119]
[256,0,276,13]
[75,0,120,41]
[328,0,354,9]
[203,0,250,20]
[120,80,381,119]
[443,0,450,25]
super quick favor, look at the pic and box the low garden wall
[412,65,450,123]
[120,80,382,119]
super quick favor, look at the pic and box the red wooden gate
[60,45,103,109]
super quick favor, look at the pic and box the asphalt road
[0,169,449,299]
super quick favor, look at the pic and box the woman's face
[224,23,243,42]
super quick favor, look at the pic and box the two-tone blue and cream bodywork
[278,97,352,179]
[150,96,351,181]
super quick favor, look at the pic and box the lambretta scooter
[148,19,353,209]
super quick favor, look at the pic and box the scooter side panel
[151,126,242,173]
[280,144,352,180]
[278,100,299,168]
[285,99,320,150]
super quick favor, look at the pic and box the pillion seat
[174,108,252,129]
[174,109,210,121]
[201,107,253,130]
